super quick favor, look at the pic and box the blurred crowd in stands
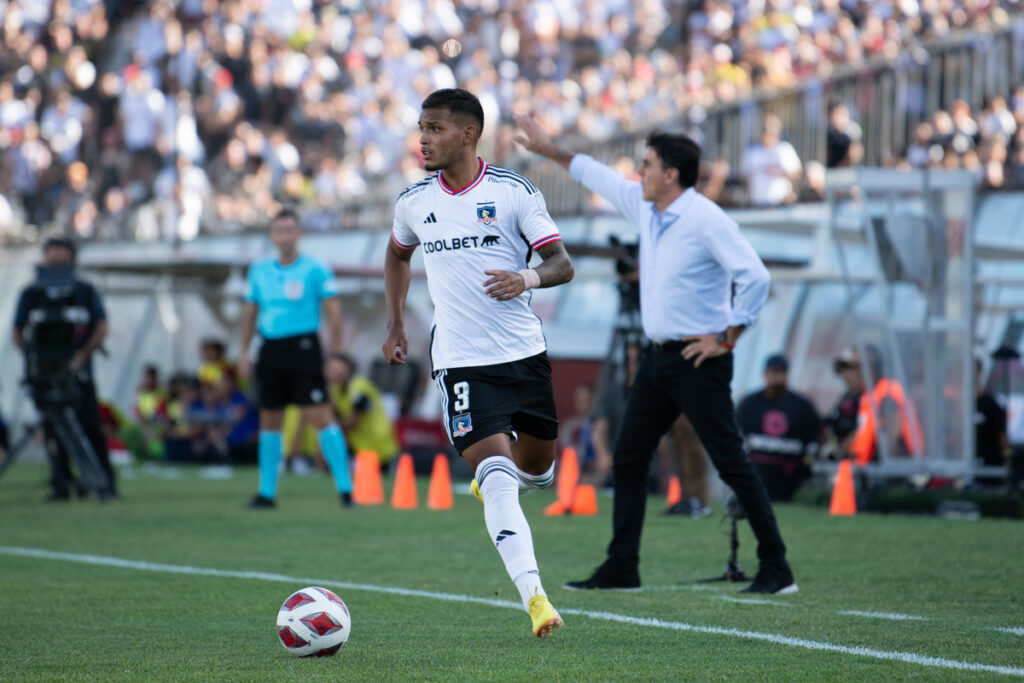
[2,0,1024,244]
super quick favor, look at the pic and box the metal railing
[514,21,1024,217]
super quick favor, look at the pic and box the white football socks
[476,456,546,610]
[512,461,555,492]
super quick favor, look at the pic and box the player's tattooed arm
[534,240,574,287]
[484,240,574,301]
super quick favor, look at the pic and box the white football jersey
[392,159,562,371]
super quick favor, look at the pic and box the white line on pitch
[645,584,729,592]
[837,610,930,621]
[1,546,1022,678]
[992,627,1024,636]
[716,595,793,607]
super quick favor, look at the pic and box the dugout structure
[732,169,993,480]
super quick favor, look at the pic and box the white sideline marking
[992,627,1024,636]
[717,595,792,607]
[837,610,929,621]
[645,584,728,592]
[2,546,1022,678]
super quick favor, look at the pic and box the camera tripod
[0,397,113,502]
[693,515,750,583]
[693,494,751,583]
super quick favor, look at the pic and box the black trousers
[45,384,116,496]
[606,345,787,572]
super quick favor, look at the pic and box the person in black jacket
[12,237,116,501]
[736,354,821,501]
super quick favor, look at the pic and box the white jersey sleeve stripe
[530,234,562,249]
[391,233,419,250]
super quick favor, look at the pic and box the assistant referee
[517,118,796,594]
[239,208,353,508]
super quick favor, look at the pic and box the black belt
[650,339,695,352]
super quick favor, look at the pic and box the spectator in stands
[736,354,821,501]
[906,122,936,168]
[826,102,862,168]
[326,353,398,465]
[741,114,802,206]
[797,161,827,202]
[1,0,1023,243]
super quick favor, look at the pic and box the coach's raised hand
[514,113,574,170]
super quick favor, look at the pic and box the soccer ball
[276,587,351,657]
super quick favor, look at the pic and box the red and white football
[276,587,351,657]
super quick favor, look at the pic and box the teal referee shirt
[245,255,339,339]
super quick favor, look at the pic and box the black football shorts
[434,352,559,454]
[256,333,328,410]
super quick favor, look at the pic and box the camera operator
[11,237,117,501]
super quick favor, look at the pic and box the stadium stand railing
[522,21,1024,217]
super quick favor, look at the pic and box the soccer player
[239,208,353,508]
[383,89,574,638]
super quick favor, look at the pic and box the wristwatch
[716,331,736,350]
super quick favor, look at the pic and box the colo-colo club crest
[476,203,497,224]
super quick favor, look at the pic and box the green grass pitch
[1,462,1022,681]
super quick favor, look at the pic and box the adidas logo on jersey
[423,213,438,223]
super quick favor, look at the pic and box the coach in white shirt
[516,117,797,595]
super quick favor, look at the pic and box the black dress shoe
[564,565,641,591]
[740,564,798,594]
[247,494,276,509]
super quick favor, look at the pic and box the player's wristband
[518,268,541,290]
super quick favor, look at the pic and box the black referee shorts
[256,333,327,410]
[434,352,559,454]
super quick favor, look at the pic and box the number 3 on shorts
[453,381,470,412]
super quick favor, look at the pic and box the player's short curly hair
[422,88,484,136]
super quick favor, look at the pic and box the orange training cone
[391,453,418,509]
[666,475,682,509]
[544,499,569,516]
[427,453,454,510]
[556,447,579,505]
[570,484,598,515]
[829,459,857,516]
[353,450,385,505]
[545,448,579,516]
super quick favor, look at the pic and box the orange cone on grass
[544,447,579,516]
[666,475,682,510]
[829,459,857,516]
[570,484,598,515]
[427,453,454,510]
[391,453,418,509]
[353,450,384,505]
